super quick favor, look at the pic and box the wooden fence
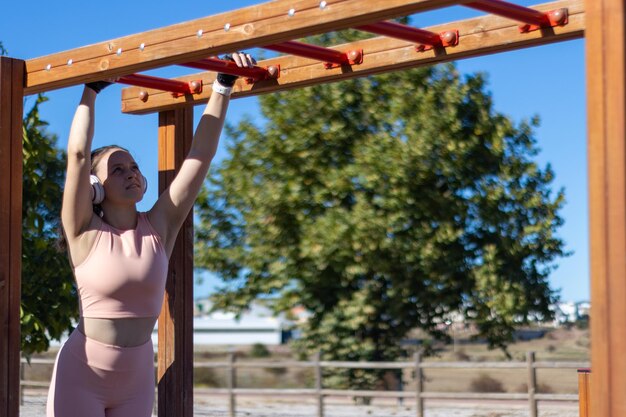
[21,352,589,417]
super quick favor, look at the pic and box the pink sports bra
[74,212,169,318]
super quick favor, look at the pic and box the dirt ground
[21,390,579,417]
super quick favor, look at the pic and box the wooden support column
[0,57,24,417]
[586,0,626,416]
[157,107,194,417]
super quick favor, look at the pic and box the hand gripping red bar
[118,74,202,98]
[356,21,459,52]
[465,0,568,32]
[264,41,363,69]
[180,58,280,84]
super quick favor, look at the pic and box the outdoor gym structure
[0,0,621,416]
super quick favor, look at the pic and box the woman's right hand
[85,77,119,94]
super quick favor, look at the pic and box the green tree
[195,33,565,389]
[2,41,77,355]
[21,94,77,356]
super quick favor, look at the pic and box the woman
[47,52,255,417]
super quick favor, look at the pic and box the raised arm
[61,86,98,240]
[148,53,255,255]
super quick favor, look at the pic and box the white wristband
[212,80,233,97]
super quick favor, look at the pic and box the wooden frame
[0,57,25,417]
[585,0,626,416]
[157,108,195,417]
[2,0,625,416]
[24,0,460,95]
[121,0,583,114]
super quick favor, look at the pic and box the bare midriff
[78,317,157,347]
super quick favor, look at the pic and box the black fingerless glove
[216,54,239,87]
[86,81,114,94]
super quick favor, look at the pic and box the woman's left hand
[229,51,256,68]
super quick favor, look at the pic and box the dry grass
[406,326,589,394]
[421,326,589,363]
[468,373,506,393]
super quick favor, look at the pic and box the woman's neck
[101,205,138,230]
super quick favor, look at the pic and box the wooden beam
[121,0,583,115]
[157,108,194,417]
[25,0,460,95]
[586,0,626,416]
[0,57,24,417]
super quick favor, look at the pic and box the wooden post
[414,352,423,417]
[19,362,24,406]
[157,108,194,417]
[315,352,324,417]
[0,56,24,417]
[526,352,537,417]
[585,1,626,417]
[227,351,236,417]
[153,388,158,416]
[578,368,591,417]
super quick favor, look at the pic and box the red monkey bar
[264,41,363,69]
[118,74,202,98]
[120,58,280,102]
[356,21,459,51]
[179,58,280,83]
[466,0,550,25]
[465,0,568,32]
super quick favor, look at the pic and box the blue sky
[1,1,588,302]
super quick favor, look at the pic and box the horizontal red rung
[465,0,550,26]
[264,41,349,65]
[356,21,441,46]
[180,58,273,81]
[118,74,199,95]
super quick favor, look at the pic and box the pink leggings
[46,329,155,417]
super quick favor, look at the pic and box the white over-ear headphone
[90,175,105,204]
[90,174,148,205]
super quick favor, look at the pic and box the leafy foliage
[195,31,565,389]
[21,95,77,356]
[249,343,271,358]
[0,41,77,355]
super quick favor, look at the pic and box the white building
[151,299,293,346]
[551,301,591,326]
